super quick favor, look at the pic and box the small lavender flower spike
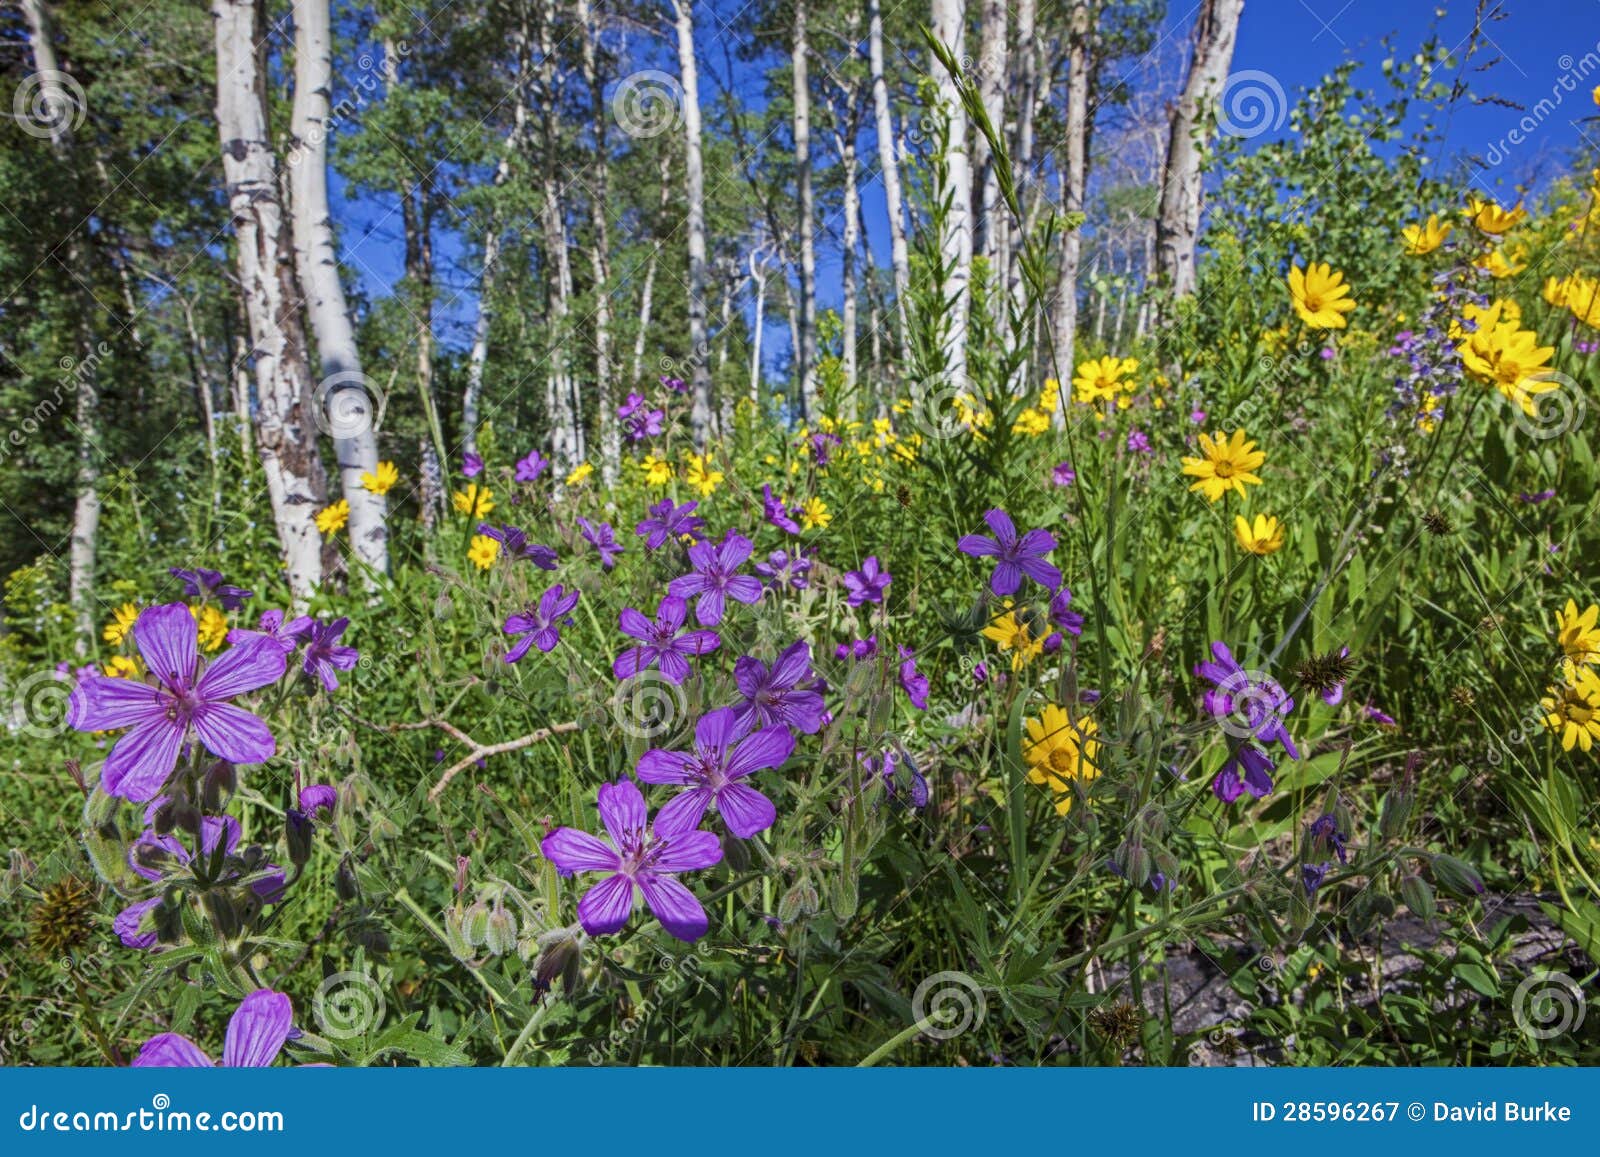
[957,509,1061,597]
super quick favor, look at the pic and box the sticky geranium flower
[754,549,811,590]
[1211,744,1276,803]
[957,508,1061,596]
[762,485,800,534]
[169,567,253,611]
[66,603,286,802]
[1051,462,1077,487]
[540,780,722,942]
[898,646,929,710]
[636,498,705,550]
[1193,641,1299,759]
[514,449,549,482]
[576,516,623,569]
[133,989,294,1068]
[504,584,580,662]
[1048,586,1084,636]
[841,556,891,607]
[669,532,762,625]
[462,452,484,478]
[732,640,826,734]
[294,617,358,692]
[619,392,666,442]
[226,609,302,656]
[636,706,795,838]
[477,522,558,569]
[614,594,721,684]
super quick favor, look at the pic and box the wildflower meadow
[2,0,1599,1081]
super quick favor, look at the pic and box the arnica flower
[462,452,484,479]
[982,604,1047,671]
[104,602,141,645]
[315,500,349,534]
[468,534,500,570]
[192,604,229,652]
[103,655,143,679]
[514,449,549,482]
[1457,322,1556,415]
[360,460,399,495]
[1072,355,1137,404]
[1542,661,1600,753]
[1467,195,1526,235]
[684,452,724,497]
[67,604,285,802]
[1555,599,1600,666]
[957,509,1061,597]
[1022,704,1100,815]
[799,496,831,530]
[1180,430,1265,503]
[753,549,812,591]
[637,498,705,550]
[452,483,494,518]
[669,532,762,626]
[841,556,891,607]
[133,989,296,1068]
[1193,641,1299,759]
[898,646,929,711]
[1477,247,1525,279]
[733,640,826,734]
[504,584,580,662]
[1233,513,1285,556]
[637,706,795,838]
[295,617,359,692]
[541,780,722,943]
[477,523,558,569]
[170,567,253,611]
[576,516,623,569]
[639,454,674,486]
[566,462,594,486]
[613,594,721,684]
[1287,262,1356,329]
[762,485,801,535]
[1401,214,1451,256]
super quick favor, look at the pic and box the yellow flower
[1542,275,1573,308]
[190,604,228,652]
[1556,599,1600,666]
[1449,297,1519,341]
[1457,322,1557,415]
[467,534,500,570]
[1181,430,1266,503]
[1287,262,1357,329]
[102,602,140,645]
[360,460,399,495]
[799,496,831,530]
[1476,246,1525,279]
[103,655,143,679]
[1401,214,1451,256]
[316,499,350,534]
[684,452,724,497]
[1011,406,1052,436]
[1593,84,1600,107]
[452,483,495,518]
[566,462,594,486]
[639,454,673,487]
[1467,195,1526,235]
[1566,275,1600,328]
[1022,705,1101,816]
[1072,356,1137,404]
[1416,391,1444,434]
[1541,662,1600,753]
[981,605,1046,671]
[1233,514,1285,555]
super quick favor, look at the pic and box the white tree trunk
[538,0,582,472]
[578,0,619,483]
[931,0,971,393]
[1155,0,1245,298]
[973,0,1007,265]
[868,0,910,359]
[671,0,713,445]
[749,247,767,407]
[631,152,673,387]
[290,0,387,580]
[214,0,325,604]
[1051,1,1091,403]
[793,1,818,418]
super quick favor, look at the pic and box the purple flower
[1051,462,1077,487]
[1519,489,1556,504]
[225,609,301,655]
[808,431,842,466]
[762,485,801,535]
[636,706,794,838]
[67,604,286,802]
[835,635,878,661]
[733,640,826,734]
[1308,813,1348,864]
[754,549,812,591]
[1363,702,1397,727]
[133,989,294,1068]
[295,617,358,693]
[1320,645,1350,706]
[514,450,549,482]
[299,783,338,816]
[1049,586,1084,636]
[463,452,484,478]
[619,393,665,442]
[614,595,721,684]
[957,509,1061,597]
[169,567,253,611]
[504,584,581,662]
[478,522,558,569]
[1189,408,1207,424]
[660,374,688,394]
[669,532,763,625]
[1193,641,1299,759]
[1211,744,1276,803]
[841,556,891,607]
[862,747,928,809]
[898,645,929,711]
[636,498,705,551]
[576,516,623,569]
[541,780,722,942]
[115,896,162,949]
[1126,429,1151,454]
[1302,861,1331,896]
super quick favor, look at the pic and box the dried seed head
[29,877,95,957]
[1088,1001,1144,1049]
[1295,648,1355,696]
[1421,509,1453,536]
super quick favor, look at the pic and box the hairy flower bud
[463,899,491,948]
[1430,853,1485,899]
[484,900,518,957]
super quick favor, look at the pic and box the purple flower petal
[221,989,293,1067]
[653,785,715,835]
[541,827,621,874]
[724,725,795,780]
[192,702,276,765]
[196,636,287,700]
[596,780,647,846]
[715,782,778,838]
[576,873,635,935]
[132,1032,214,1068]
[101,719,186,802]
[637,873,709,942]
[134,603,198,687]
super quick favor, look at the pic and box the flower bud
[1377,784,1412,841]
[533,928,582,995]
[1400,873,1436,920]
[203,889,241,939]
[463,899,491,948]
[201,761,236,811]
[485,900,518,957]
[1430,853,1485,898]
[444,905,473,961]
[334,854,360,902]
[285,809,315,868]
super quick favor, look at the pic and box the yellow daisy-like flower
[639,454,673,487]
[190,604,229,652]
[1449,297,1520,342]
[981,605,1047,672]
[799,496,831,530]
[1011,407,1052,436]
[316,499,350,534]
[1565,275,1600,329]
[684,453,724,498]
[1181,430,1266,503]
[1288,262,1357,329]
[1022,704,1101,816]
[1467,195,1526,236]
[1233,514,1285,556]
[102,602,140,645]
[1477,246,1525,279]
[103,655,144,680]
[1542,275,1573,308]
[360,460,399,495]
[566,462,594,486]
[1593,84,1600,107]
[1401,214,1451,256]
[1072,356,1137,404]
[1457,322,1557,415]
[1556,599,1600,666]
[452,484,495,518]
[467,534,500,570]
[1541,662,1600,753]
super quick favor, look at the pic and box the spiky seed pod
[29,877,95,957]
[1088,1001,1144,1049]
[1450,685,1476,707]
[1421,509,1453,536]
[1295,648,1355,696]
